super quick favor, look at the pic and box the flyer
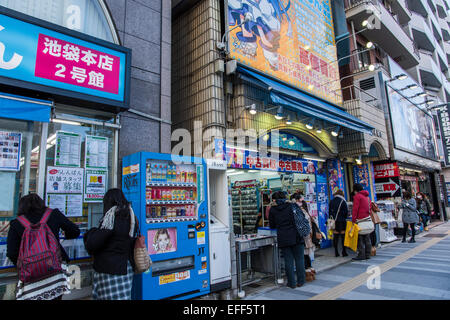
[85,135,108,169]
[46,166,84,194]
[46,194,83,217]
[84,169,108,202]
[0,131,22,171]
[55,131,81,167]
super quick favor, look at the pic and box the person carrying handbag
[401,191,419,243]
[351,184,374,261]
[328,189,349,257]
[83,189,139,300]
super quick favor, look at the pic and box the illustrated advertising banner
[373,161,401,199]
[228,0,342,106]
[387,85,438,160]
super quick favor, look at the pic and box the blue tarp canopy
[237,67,374,135]
[0,92,51,122]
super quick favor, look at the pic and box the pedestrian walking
[351,184,373,261]
[401,191,419,243]
[369,201,381,255]
[6,194,80,300]
[269,191,305,289]
[328,189,348,257]
[292,193,317,282]
[83,189,138,300]
[416,192,431,231]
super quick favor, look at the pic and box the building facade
[0,0,171,299]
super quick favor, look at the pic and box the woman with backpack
[6,194,80,300]
[83,188,138,300]
[269,191,305,289]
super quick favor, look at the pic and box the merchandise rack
[377,200,397,242]
[231,182,259,235]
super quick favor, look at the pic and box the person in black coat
[83,188,137,300]
[269,191,305,288]
[7,193,80,266]
[328,189,349,257]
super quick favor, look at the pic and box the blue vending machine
[122,152,210,300]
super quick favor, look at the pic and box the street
[245,222,450,300]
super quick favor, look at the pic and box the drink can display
[181,208,186,216]
[156,188,161,200]
[147,188,152,200]
[190,189,194,199]
[152,188,157,199]
[156,206,161,217]
[151,207,156,218]
[161,206,167,217]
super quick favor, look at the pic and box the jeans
[420,214,429,227]
[369,224,381,247]
[375,224,380,245]
[282,243,305,287]
[356,234,372,259]
[304,255,311,269]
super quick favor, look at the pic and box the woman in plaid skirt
[84,189,138,300]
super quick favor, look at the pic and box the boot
[305,270,313,282]
[341,234,348,256]
[408,237,416,243]
[333,234,340,257]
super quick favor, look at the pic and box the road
[245,222,450,300]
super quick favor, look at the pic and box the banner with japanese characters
[45,166,84,217]
[0,10,130,108]
[228,0,342,106]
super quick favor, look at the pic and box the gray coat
[401,198,419,224]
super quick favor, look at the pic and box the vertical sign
[437,105,450,166]
[55,131,81,167]
[0,131,21,171]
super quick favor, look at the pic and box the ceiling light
[426,100,435,105]
[286,116,292,125]
[51,118,82,126]
[331,126,340,137]
[408,84,418,90]
[247,103,257,115]
[274,106,283,120]
[397,74,408,80]
[316,128,322,133]
[368,64,375,71]
[366,41,373,49]
[305,123,313,130]
[419,92,427,97]
[362,20,369,27]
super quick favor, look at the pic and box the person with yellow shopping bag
[351,184,374,261]
[344,221,360,252]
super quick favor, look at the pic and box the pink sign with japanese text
[35,34,120,94]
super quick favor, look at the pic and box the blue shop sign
[0,8,130,110]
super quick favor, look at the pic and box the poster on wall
[228,0,342,106]
[353,164,373,199]
[55,131,81,167]
[46,166,84,217]
[0,131,21,171]
[85,135,108,169]
[387,85,438,160]
[84,169,107,202]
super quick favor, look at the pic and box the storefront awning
[0,92,51,122]
[237,67,374,135]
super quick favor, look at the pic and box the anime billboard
[228,0,342,106]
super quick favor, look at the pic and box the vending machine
[122,152,210,300]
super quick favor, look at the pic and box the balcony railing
[341,84,380,110]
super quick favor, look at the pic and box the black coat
[7,208,80,266]
[329,196,348,222]
[269,201,304,248]
[84,209,138,275]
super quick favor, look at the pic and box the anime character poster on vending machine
[149,228,177,254]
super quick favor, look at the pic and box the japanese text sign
[0,9,130,108]
[46,166,84,194]
[373,162,400,179]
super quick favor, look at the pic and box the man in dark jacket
[351,184,372,261]
[269,191,305,288]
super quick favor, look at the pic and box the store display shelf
[146,217,197,224]
[146,200,197,205]
[147,182,196,188]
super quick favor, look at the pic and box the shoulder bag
[133,217,152,274]
[327,198,344,230]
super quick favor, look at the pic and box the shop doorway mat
[423,234,447,238]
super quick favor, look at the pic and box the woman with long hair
[7,193,80,300]
[84,188,138,300]
[401,191,419,243]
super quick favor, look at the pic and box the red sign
[374,162,400,179]
[35,34,120,94]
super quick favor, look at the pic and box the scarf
[99,205,136,238]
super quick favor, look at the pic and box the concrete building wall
[105,0,172,176]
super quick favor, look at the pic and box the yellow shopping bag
[344,221,360,252]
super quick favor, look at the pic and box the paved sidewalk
[243,220,449,300]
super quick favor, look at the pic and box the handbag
[370,202,381,225]
[292,203,311,238]
[133,218,152,274]
[328,199,344,230]
[356,216,375,235]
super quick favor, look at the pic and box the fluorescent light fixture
[418,92,427,97]
[397,74,408,80]
[227,169,236,173]
[426,100,435,105]
[228,171,244,176]
[51,118,82,126]
[248,170,259,173]
[303,155,326,162]
[408,84,418,90]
